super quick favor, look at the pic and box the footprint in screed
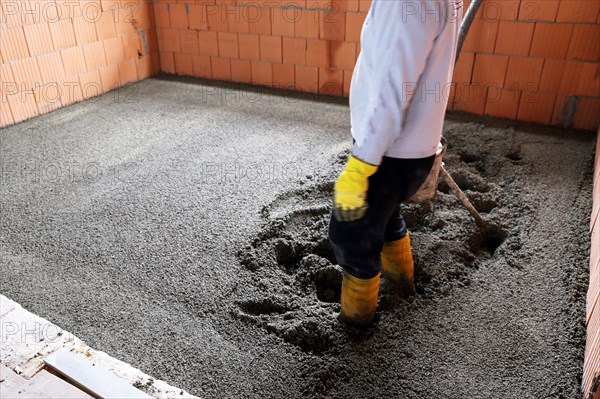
[237,297,291,316]
[237,155,519,353]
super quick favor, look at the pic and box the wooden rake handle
[440,165,486,227]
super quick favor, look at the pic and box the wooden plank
[589,262,600,322]
[44,348,152,399]
[583,325,600,397]
[1,364,27,394]
[584,333,600,398]
[27,370,94,399]
[585,129,600,399]
[1,364,51,399]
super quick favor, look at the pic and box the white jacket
[351,0,463,165]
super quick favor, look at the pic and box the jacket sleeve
[350,0,447,166]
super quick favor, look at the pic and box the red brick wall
[1,1,598,130]
[155,0,599,131]
[452,0,600,130]
[0,0,160,127]
[584,128,600,398]
[154,0,366,96]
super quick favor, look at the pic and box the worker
[329,0,463,328]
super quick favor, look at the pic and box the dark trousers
[329,155,435,279]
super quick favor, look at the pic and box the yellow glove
[334,155,378,222]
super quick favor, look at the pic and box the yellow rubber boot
[381,233,416,297]
[339,271,380,328]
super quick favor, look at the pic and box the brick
[95,11,117,40]
[188,4,208,30]
[152,54,161,75]
[518,0,559,21]
[295,9,319,39]
[559,61,600,97]
[271,7,295,37]
[227,6,250,34]
[230,59,251,82]
[517,91,556,124]
[0,0,22,28]
[122,33,142,60]
[154,2,171,28]
[479,0,520,21]
[36,82,63,115]
[130,2,154,30]
[567,25,600,62]
[49,19,77,50]
[146,28,160,54]
[529,23,574,58]
[73,16,98,45]
[103,36,125,65]
[115,13,137,36]
[331,41,356,71]
[199,31,219,56]
[0,27,29,61]
[551,94,572,127]
[539,59,566,93]
[0,64,16,97]
[573,97,600,131]
[485,88,520,119]
[282,37,306,65]
[159,28,181,53]
[320,9,345,42]
[192,54,212,78]
[296,65,318,92]
[451,83,487,115]
[0,100,14,128]
[37,52,66,84]
[7,91,38,123]
[160,51,175,73]
[10,57,42,90]
[272,63,294,90]
[343,70,353,97]
[211,57,231,81]
[99,64,120,92]
[345,12,365,42]
[319,68,343,96]
[60,77,84,106]
[174,53,194,76]
[259,35,282,63]
[218,32,239,58]
[180,30,200,54]
[359,0,372,13]
[79,69,102,99]
[81,0,103,20]
[23,22,54,56]
[250,60,272,86]
[453,52,474,84]
[472,53,509,87]
[206,3,228,32]
[556,0,600,23]
[61,46,87,76]
[239,34,260,60]
[494,21,535,56]
[504,56,544,92]
[170,3,189,29]
[248,6,271,35]
[82,42,106,69]
[136,55,155,80]
[306,39,330,68]
[462,19,499,53]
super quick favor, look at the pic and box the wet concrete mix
[0,78,595,398]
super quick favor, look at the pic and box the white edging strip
[0,294,198,399]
